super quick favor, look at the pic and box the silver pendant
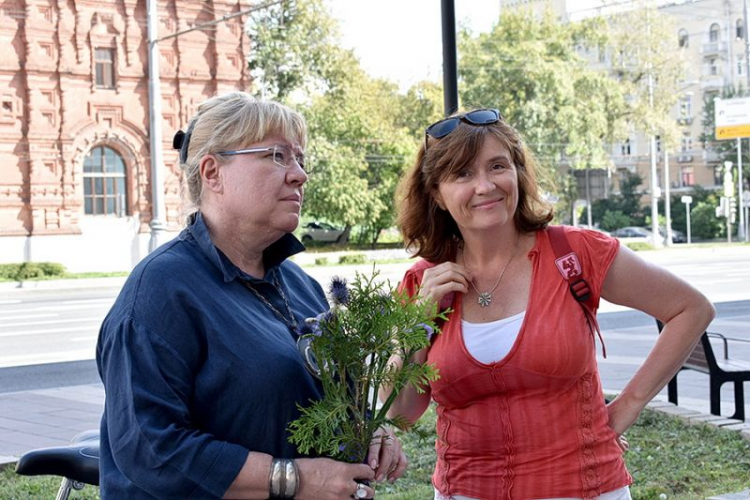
[477,292,492,307]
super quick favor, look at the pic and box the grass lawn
[2,405,749,499]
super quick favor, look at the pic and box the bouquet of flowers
[288,270,445,464]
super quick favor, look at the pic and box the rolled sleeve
[99,316,248,499]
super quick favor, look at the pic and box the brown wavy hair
[396,113,553,263]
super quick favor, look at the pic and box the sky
[326,0,605,91]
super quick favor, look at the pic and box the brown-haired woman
[383,108,714,500]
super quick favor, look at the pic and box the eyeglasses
[217,144,311,173]
[424,108,502,150]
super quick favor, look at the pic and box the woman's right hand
[418,262,471,308]
[295,457,376,500]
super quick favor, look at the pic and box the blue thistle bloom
[419,323,435,341]
[297,319,315,336]
[329,276,350,306]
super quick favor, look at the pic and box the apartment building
[500,0,746,202]
[0,0,250,271]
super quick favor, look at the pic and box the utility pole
[739,138,746,241]
[646,8,662,247]
[440,0,458,115]
[664,151,672,246]
[147,0,166,252]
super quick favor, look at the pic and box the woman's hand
[418,262,470,309]
[606,395,641,450]
[367,427,407,483]
[295,457,375,500]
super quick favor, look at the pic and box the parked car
[300,221,347,243]
[660,227,687,244]
[611,226,660,245]
[577,225,611,237]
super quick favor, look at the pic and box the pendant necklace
[463,236,520,308]
[242,271,298,333]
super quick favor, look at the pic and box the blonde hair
[396,111,553,263]
[178,92,307,217]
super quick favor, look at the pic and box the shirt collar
[186,212,306,283]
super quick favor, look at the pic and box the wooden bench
[657,320,750,421]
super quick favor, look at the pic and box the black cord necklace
[242,272,298,334]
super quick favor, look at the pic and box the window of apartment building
[709,23,720,42]
[679,95,691,116]
[681,132,692,152]
[709,58,719,75]
[83,146,128,216]
[680,166,695,187]
[713,165,723,185]
[95,48,115,89]
[678,29,689,48]
[620,139,631,156]
[655,135,661,153]
[738,19,745,40]
[738,57,745,76]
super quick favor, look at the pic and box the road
[0,244,748,416]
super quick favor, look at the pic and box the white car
[300,222,347,243]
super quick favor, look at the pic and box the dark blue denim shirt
[96,213,328,499]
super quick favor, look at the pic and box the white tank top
[461,310,526,364]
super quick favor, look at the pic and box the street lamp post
[681,195,692,244]
[147,0,167,252]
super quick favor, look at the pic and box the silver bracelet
[269,458,299,499]
[283,459,300,498]
[269,458,284,498]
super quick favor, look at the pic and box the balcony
[701,75,726,90]
[677,154,693,163]
[677,116,693,125]
[701,41,728,57]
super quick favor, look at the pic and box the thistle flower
[419,323,435,342]
[329,276,350,306]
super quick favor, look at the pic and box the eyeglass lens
[426,109,501,139]
[273,145,309,172]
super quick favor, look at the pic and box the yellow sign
[716,124,750,140]
[715,98,750,140]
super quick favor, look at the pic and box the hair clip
[172,130,186,150]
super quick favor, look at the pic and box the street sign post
[681,195,693,244]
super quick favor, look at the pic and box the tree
[458,9,628,192]
[247,0,344,101]
[588,172,645,228]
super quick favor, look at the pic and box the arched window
[83,146,128,216]
[738,19,745,39]
[678,29,689,48]
[709,23,720,42]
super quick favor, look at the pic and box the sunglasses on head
[424,108,502,151]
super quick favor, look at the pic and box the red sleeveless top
[399,227,631,500]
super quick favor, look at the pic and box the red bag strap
[547,226,607,358]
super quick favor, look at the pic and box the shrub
[315,257,329,266]
[339,253,367,265]
[37,262,66,276]
[0,262,67,281]
[625,242,654,252]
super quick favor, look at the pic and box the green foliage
[338,254,366,265]
[625,242,655,252]
[0,465,99,498]
[288,272,445,463]
[247,0,344,101]
[691,201,723,240]
[601,210,631,232]
[589,172,645,228]
[0,262,67,281]
[458,9,627,187]
[314,257,329,266]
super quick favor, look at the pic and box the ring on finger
[353,482,367,499]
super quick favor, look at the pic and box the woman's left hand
[367,427,407,483]
[606,395,641,451]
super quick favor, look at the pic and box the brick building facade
[0,0,251,271]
